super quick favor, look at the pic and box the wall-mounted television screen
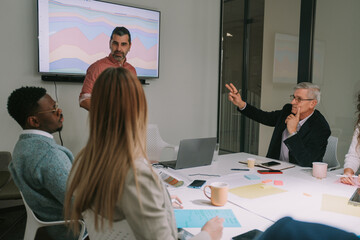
[38,0,160,81]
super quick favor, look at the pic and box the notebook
[160,137,217,170]
[238,159,295,171]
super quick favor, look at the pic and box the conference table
[156,152,360,239]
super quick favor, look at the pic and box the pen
[188,173,221,177]
[231,168,250,171]
[336,175,359,178]
[171,198,183,209]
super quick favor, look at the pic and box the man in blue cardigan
[226,82,331,167]
[7,87,80,240]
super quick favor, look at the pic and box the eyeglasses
[35,102,60,114]
[290,95,314,103]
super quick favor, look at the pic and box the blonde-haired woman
[64,67,223,240]
[341,94,360,185]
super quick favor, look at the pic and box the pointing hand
[225,83,245,109]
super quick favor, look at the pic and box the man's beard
[113,52,125,62]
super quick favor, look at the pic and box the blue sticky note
[174,209,241,228]
[244,174,261,180]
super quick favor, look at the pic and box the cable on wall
[53,81,63,146]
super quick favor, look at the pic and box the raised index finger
[225,83,237,93]
[225,84,233,92]
[296,107,301,118]
[229,83,238,92]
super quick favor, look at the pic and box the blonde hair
[64,67,148,232]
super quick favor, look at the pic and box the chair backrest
[0,151,21,200]
[83,209,135,240]
[147,124,175,162]
[0,152,12,188]
[0,151,12,171]
[322,136,340,170]
[20,192,85,240]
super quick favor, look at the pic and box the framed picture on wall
[273,33,325,84]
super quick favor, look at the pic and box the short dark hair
[110,26,131,44]
[7,86,47,128]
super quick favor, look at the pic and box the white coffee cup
[247,158,256,168]
[312,162,328,179]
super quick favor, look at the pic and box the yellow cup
[247,158,256,168]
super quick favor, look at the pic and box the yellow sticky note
[229,183,287,199]
[321,194,360,217]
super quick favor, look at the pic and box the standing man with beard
[7,87,84,240]
[79,26,137,111]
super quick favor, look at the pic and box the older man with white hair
[226,82,331,167]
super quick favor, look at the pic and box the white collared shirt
[22,129,54,139]
[280,111,314,162]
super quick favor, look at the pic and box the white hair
[294,82,321,103]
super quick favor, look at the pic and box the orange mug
[203,182,229,206]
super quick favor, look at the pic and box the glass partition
[219,0,264,154]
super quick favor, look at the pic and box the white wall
[261,0,360,166]
[314,0,360,165]
[0,0,220,156]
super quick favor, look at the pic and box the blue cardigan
[9,133,75,239]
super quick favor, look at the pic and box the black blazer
[239,103,331,167]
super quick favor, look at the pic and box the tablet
[348,188,360,206]
[232,229,262,240]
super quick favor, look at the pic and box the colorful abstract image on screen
[38,0,160,78]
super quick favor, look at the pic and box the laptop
[159,137,217,170]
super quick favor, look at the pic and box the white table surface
[159,152,360,238]
[167,187,273,239]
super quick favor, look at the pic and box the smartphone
[261,161,281,167]
[348,188,360,206]
[188,180,206,189]
[232,229,262,240]
[257,170,282,174]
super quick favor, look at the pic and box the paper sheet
[321,194,360,217]
[229,183,287,199]
[158,170,184,187]
[174,209,241,228]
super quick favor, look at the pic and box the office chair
[21,192,86,240]
[83,209,135,240]
[322,136,340,171]
[147,124,177,162]
[0,152,12,189]
[0,151,21,201]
